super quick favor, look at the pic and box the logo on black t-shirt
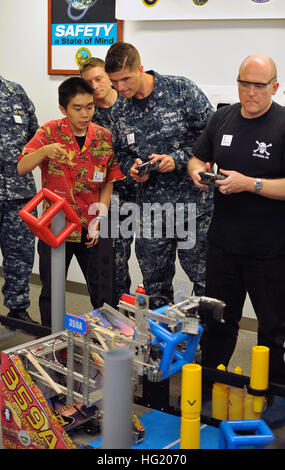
[253,140,272,159]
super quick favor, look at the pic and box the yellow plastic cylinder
[228,366,244,420]
[180,363,201,419]
[180,363,201,449]
[180,416,200,449]
[249,346,269,413]
[244,392,261,420]
[212,364,229,421]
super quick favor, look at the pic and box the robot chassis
[13,294,225,410]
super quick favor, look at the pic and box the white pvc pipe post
[103,348,133,449]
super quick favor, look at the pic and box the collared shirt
[92,105,113,131]
[0,76,38,200]
[92,105,138,204]
[19,117,125,242]
[110,71,214,215]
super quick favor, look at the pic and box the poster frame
[48,0,123,75]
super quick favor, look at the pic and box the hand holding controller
[136,160,161,177]
[199,171,226,185]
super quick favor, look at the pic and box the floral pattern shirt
[19,117,125,242]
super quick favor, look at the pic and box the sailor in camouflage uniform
[80,58,138,305]
[105,42,214,308]
[0,76,38,322]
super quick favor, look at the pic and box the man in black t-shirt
[188,54,285,426]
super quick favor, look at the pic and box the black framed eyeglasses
[237,76,276,92]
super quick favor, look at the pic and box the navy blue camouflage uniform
[111,71,214,308]
[92,105,137,306]
[0,76,38,312]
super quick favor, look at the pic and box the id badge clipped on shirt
[93,171,104,183]
[14,114,23,124]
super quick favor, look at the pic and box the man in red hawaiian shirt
[18,77,125,326]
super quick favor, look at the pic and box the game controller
[199,171,226,185]
[136,160,161,177]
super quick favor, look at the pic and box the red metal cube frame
[19,188,81,248]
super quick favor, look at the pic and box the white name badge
[221,134,233,146]
[14,115,23,124]
[93,171,104,182]
[127,133,135,145]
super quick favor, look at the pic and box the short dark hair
[58,77,94,109]
[105,41,141,74]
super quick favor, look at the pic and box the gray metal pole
[51,210,66,333]
[103,348,133,449]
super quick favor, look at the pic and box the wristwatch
[254,178,263,193]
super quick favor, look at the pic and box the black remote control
[136,160,161,177]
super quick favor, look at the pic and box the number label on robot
[65,313,88,335]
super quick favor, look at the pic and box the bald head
[238,54,277,81]
[237,54,279,119]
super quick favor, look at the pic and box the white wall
[1,1,284,317]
